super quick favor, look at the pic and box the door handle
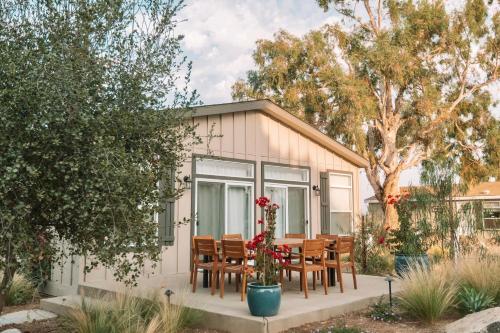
[306,220,309,225]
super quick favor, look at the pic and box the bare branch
[377,0,382,30]
[363,0,379,34]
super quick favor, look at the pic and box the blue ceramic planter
[246,283,281,317]
[395,253,430,276]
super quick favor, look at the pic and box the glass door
[264,185,287,238]
[226,184,253,239]
[288,187,307,234]
[196,181,225,239]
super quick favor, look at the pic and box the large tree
[0,0,198,312]
[232,0,500,228]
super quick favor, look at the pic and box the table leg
[203,255,209,288]
[328,250,336,287]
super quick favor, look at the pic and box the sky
[175,0,495,212]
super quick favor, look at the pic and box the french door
[195,179,254,240]
[264,184,309,238]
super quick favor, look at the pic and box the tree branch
[363,0,379,35]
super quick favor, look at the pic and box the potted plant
[387,193,431,276]
[245,196,291,317]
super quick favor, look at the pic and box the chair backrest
[221,239,246,260]
[302,239,326,258]
[222,233,243,240]
[194,238,217,257]
[285,233,306,239]
[192,235,213,249]
[336,236,354,255]
[316,234,338,247]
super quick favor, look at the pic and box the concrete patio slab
[0,309,56,327]
[42,272,399,333]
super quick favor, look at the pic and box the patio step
[40,295,96,316]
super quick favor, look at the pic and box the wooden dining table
[203,238,337,288]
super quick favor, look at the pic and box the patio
[42,272,400,333]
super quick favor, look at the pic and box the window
[196,157,254,178]
[263,164,310,238]
[263,165,309,182]
[483,201,500,230]
[194,157,255,239]
[329,173,352,234]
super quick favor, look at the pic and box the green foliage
[369,296,401,322]
[0,0,199,307]
[389,196,432,255]
[64,292,200,333]
[232,0,500,223]
[355,216,394,275]
[458,286,496,314]
[398,263,457,323]
[5,274,36,306]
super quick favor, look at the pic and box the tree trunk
[0,264,17,314]
[0,242,18,314]
[381,173,401,229]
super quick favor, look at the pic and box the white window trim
[194,178,255,238]
[264,182,310,238]
[329,172,354,233]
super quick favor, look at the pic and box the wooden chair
[190,235,213,284]
[220,239,250,301]
[285,233,306,281]
[281,239,327,298]
[222,233,242,240]
[325,236,357,293]
[221,234,243,284]
[315,234,338,279]
[192,238,221,295]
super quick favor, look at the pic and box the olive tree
[0,0,198,312]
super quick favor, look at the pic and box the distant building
[365,181,500,231]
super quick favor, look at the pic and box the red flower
[272,203,280,209]
[257,219,264,225]
[378,236,385,244]
[255,196,270,207]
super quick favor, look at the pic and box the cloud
[177,0,337,104]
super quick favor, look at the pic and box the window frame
[262,162,311,238]
[328,171,354,234]
[191,154,257,239]
[483,200,500,231]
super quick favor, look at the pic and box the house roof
[365,181,500,203]
[191,100,369,168]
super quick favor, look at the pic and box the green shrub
[369,296,401,322]
[398,263,457,323]
[65,291,200,333]
[5,274,36,306]
[457,286,496,314]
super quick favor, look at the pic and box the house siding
[48,108,362,292]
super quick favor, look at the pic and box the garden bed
[287,309,458,333]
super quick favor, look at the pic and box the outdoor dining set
[190,233,358,300]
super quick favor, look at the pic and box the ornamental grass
[455,257,500,304]
[65,291,199,333]
[5,274,37,306]
[398,262,457,323]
